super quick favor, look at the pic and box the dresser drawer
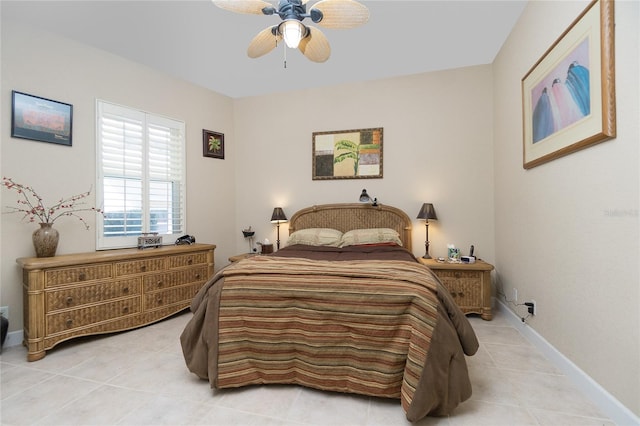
[143,266,208,291]
[144,283,202,310]
[435,270,482,282]
[168,251,208,268]
[46,296,141,334]
[18,243,216,361]
[46,278,141,311]
[115,258,166,276]
[45,264,113,287]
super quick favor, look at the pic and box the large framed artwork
[521,0,615,169]
[312,127,383,180]
[11,91,73,146]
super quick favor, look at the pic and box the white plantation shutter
[96,100,185,250]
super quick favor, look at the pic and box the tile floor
[1,308,613,426]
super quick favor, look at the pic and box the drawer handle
[140,265,146,272]
[66,296,73,305]
[123,306,129,314]
[78,272,86,281]
[458,292,464,297]
[123,287,129,294]
[187,258,193,265]
[156,297,163,305]
[66,318,73,328]
[157,281,163,288]
[454,272,462,279]
[195,273,201,279]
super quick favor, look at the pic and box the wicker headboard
[288,203,412,248]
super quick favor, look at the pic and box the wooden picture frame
[521,0,615,169]
[11,91,73,146]
[203,129,224,159]
[312,127,383,180]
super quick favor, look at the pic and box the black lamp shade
[270,207,288,223]
[359,189,378,206]
[359,189,371,203]
[417,203,437,220]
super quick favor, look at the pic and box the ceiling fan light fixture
[280,20,305,48]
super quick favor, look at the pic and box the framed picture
[203,129,224,159]
[11,91,73,146]
[521,0,615,169]
[312,127,383,180]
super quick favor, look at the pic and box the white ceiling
[3,0,527,98]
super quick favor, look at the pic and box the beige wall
[232,67,495,261]
[493,0,640,416]
[1,21,237,332]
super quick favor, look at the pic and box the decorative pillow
[286,228,343,247]
[339,228,403,247]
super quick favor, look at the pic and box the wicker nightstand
[419,258,494,320]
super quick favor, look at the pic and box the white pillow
[286,228,343,247]
[339,228,403,247]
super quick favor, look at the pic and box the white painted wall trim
[3,330,23,349]
[496,299,640,426]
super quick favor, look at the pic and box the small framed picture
[203,129,224,159]
[11,91,73,146]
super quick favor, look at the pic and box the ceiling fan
[212,0,369,63]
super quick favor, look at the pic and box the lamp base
[422,254,432,259]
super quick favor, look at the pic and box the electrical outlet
[512,288,518,302]
[525,301,536,315]
[0,306,8,319]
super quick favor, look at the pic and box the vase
[32,223,59,257]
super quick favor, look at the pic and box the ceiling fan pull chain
[283,41,288,69]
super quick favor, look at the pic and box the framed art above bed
[312,127,383,180]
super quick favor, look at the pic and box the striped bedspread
[181,253,478,421]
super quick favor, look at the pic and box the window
[96,100,186,250]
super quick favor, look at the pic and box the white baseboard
[496,299,640,426]
[3,330,24,349]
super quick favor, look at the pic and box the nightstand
[419,258,494,320]
[228,253,257,262]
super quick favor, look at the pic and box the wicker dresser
[419,258,494,320]
[17,243,215,361]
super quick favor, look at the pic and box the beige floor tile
[34,385,154,425]
[1,374,102,425]
[285,387,371,425]
[0,364,55,400]
[528,407,617,426]
[215,384,301,418]
[483,342,562,374]
[502,369,605,418]
[0,309,615,426]
[447,400,539,425]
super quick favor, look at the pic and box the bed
[180,203,479,422]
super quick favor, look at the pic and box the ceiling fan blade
[213,0,273,15]
[310,0,369,29]
[247,26,282,58]
[298,26,331,63]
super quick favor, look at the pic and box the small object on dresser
[175,234,196,245]
[138,233,162,249]
[447,244,460,262]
